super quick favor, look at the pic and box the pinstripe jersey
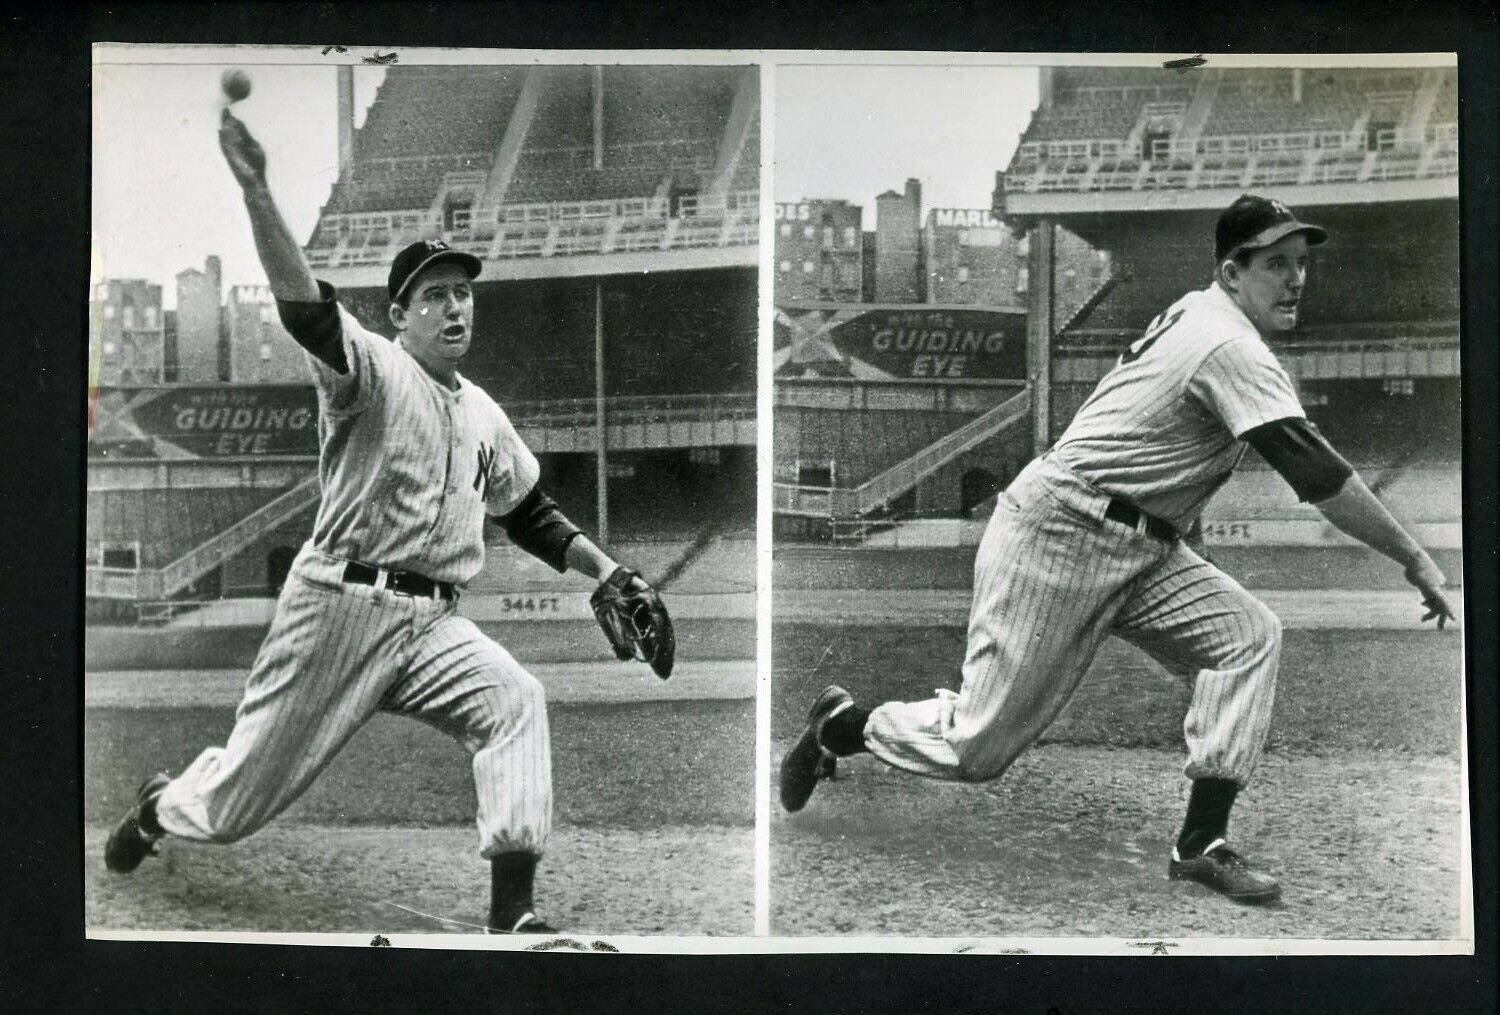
[1053,281,1305,532]
[305,303,540,586]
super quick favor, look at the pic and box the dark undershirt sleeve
[491,485,584,574]
[1243,416,1355,503]
[275,280,347,374]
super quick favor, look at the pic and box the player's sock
[1175,777,1239,858]
[489,851,539,929]
[821,705,871,756]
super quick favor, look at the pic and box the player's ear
[1218,259,1239,292]
[389,301,407,331]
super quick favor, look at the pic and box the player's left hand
[1404,556,1457,630]
[590,566,675,678]
[219,109,268,191]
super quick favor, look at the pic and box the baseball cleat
[779,684,855,813]
[488,911,558,934]
[104,772,170,874]
[1168,838,1281,904]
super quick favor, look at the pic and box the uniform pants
[866,454,1281,786]
[155,544,551,857]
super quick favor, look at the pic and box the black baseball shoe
[779,684,855,813]
[488,911,559,934]
[1168,838,1281,904]
[104,772,170,874]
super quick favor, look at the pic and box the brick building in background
[90,279,164,385]
[774,199,864,302]
[227,285,308,383]
[874,178,923,302]
[174,256,222,383]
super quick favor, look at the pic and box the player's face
[1225,233,1309,333]
[393,262,476,371]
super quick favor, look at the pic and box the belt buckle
[372,568,389,592]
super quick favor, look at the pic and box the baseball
[221,69,252,103]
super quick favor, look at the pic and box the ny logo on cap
[1269,200,1291,219]
[426,240,449,253]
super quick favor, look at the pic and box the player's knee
[953,740,1017,783]
[205,805,266,844]
[1244,600,1283,661]
[475,671,548,743]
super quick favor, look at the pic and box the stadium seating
[1004,66,1457,194]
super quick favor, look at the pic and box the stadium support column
[594,282,609,546]
[336,66,354,175]
[592,66,604,171]
[1026,218,1055,457]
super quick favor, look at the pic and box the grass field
[771,622,1468,941]
[86,687,754,936]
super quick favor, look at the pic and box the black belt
[342,560,456,601]
[1104,499,1178,542]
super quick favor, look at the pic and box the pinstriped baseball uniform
[155,300,553,858]
[865,281,1301,786]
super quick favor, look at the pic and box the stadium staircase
[1401,68,1446,136]
[86,474,320,602]
[479,66,546,210]
[705,67,759,203]
[776,386,1032,521]
[1177,67,1223,144]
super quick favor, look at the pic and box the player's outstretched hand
[590,566,675,679]
[219,108,268,191]
[1404,556,1457,630]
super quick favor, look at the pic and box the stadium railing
[508,392,754,427]
[307,189,759,267]
[1004,124,1457,195]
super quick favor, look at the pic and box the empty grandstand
[774,63,1459,552]
[307,65,758,275]
[87,65,759,620]
[998,63,1459,460]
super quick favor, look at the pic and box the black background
[2,2,1495,1010]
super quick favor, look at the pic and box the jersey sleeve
[298,285,391,417]
[484,409,542,516]
[1186,336,1306,437]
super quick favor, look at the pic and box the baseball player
[103,111,673,934]
[781,195,1456,905]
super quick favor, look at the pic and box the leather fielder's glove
[590,566,675,678]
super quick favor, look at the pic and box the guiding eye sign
[89,385,321,459]
[774,302,1026,380]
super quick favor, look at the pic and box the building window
[1016,267,1029,294]
[1017,236,1030,258]
[1383,377,1415,396]
[104,304,116,320]
[779,223,791,238]
[122,306,135,328]
[143,307,157,328]
[102,341,116,355]
[260,342,272,362]
[822,226,834,250]
[957,266,970,283]
[802,260,815,274]
[260,305,274,323]
[99,543,139,569]
[844,226,857,248]
[802,225,815,240]
[779,260,791,273]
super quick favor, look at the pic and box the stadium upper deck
[308,65,758,281]
[999,66,1456,211]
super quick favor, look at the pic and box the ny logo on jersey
[474,443,496,499]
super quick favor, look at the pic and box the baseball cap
[1214,195,1328,262]
[387,239,483,302]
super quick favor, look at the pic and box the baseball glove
[590,566,675,679]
